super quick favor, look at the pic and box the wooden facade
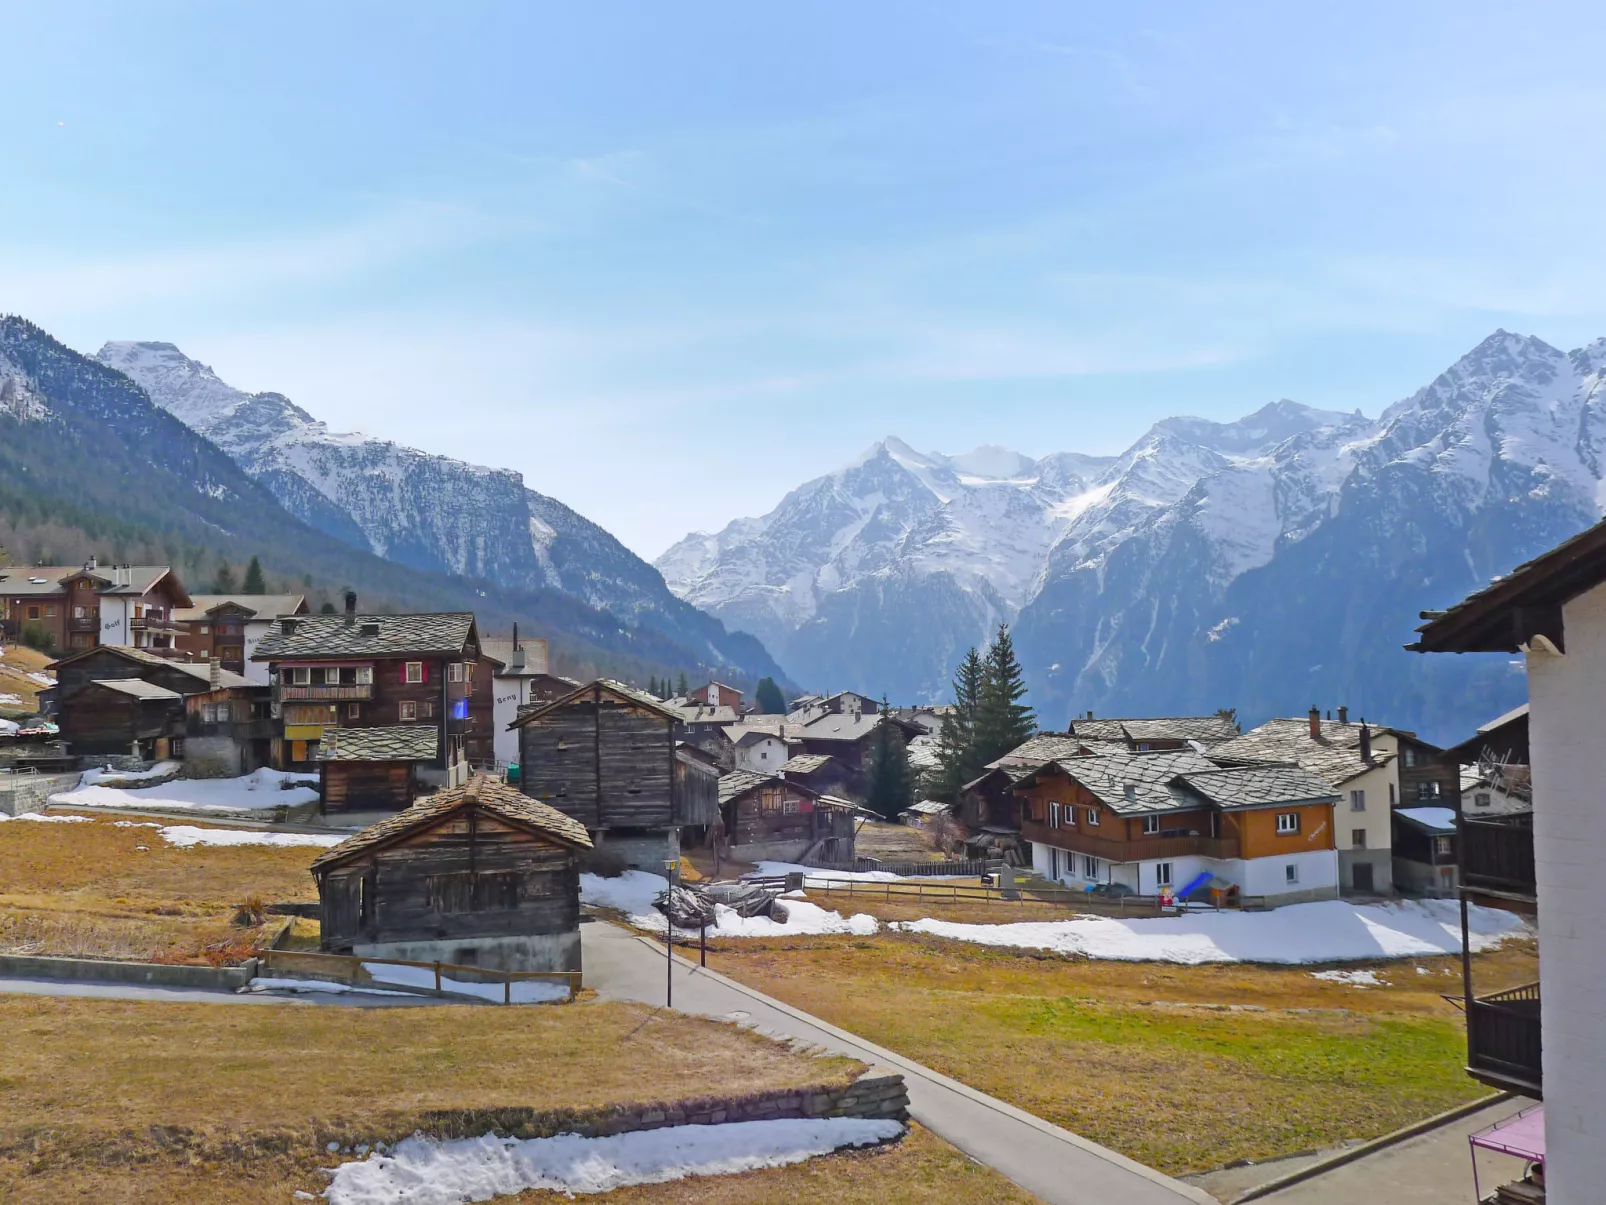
[322,761,416,813]
[56,680,183,757]
[1395,736,1462,809]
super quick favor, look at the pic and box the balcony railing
[130,616,182,633]
[1020,819,1241,863]
[1466,981,1542,1097]
[1460,814,1535,895]
[68,616,99,633]
[275,683,374,702]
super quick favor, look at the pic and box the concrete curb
[1228,1091,1515,1203]
[0,953,258,990]
[632,932,1217,1205]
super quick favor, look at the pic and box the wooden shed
[58,678,184,757]
[310,773,593,972]
[318,725,439,814]
[717,770,858,863]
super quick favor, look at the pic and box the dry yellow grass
[0,643,53,714]
[0,810,320,963]
[703,934,1535,1175]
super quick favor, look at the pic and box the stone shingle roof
[717,769,773,805]
[0,565,185,600]
[988,734,1089,768]
[318,725,440,763]
[665,702,742,725]
[1176,765,1339,809]
[1055,750,1222,814]
[1067,715,1242,746]
[91,678,182,700]
[779,753,835,774]
[1210,718,1397,787]
[311,774,592,871]
[175,594,307,623]
[252,612,476,661]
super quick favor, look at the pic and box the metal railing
[260,949,580,1003]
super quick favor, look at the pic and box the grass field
[0,810,321,963]
[702,931,1535,1175]
[0,643,53,715]
[0,996,1037,1204]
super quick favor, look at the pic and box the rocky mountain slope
[659,333,1603,739]
[95,340,778,681]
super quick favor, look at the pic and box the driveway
[581,919,1214,1205]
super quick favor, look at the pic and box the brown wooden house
[60,678,185,758]
[512,679,719,867]
[0,561,190,654]
[716,769,857,863]
[319,725,441,814]
[310,773,592,972]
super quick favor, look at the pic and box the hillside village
[0,528,1569,1204]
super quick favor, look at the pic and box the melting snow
[156,826,344,850]
[50,767,319,814]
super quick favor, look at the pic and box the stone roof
[90,678,182,701]
[311,773,591,871]
[779,753,835,774]
[904,800,952,816]
[175,594,307,623]
[1175,765,1339,810]
[252,612,476,661]
[717,768,773,805]
[1035,750,1221,815]
[1209,718,1398,787]
[665,702,742,725]
[318,725,440,763]
[1068,715,1242,746]
[1396,806,1458,834]
[0,565,185,599]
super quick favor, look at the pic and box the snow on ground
[581,870,878,938]
[0,693,23,708]
[80,760,182,785]
[361,962,570,1003]
[244,978,415,998]
[156,825,344,850]
[323,1117,904,1203]
[889,899,1528,965]
[1312,969,1383,987]
[49,767,320,814]
[7,812,92,823]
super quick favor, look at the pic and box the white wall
[100,596,129,647]
[1239,849,1338,899]
[241,621,272,686]
[1525,580,1606,1203]
[1336,761,1395,855]
[735,735,786,772]
[491,673,529,765]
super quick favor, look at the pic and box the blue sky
[5,2,1606,557]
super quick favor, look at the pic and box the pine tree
[973,623,1035,766]
[212,560,238,593]
[242,555,266,594]
[648,675,659,698]
[754,676,786,715]
[930,647,985,801]
[865,699,914,821]
[676,671,690,697]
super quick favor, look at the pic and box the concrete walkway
[580,920,1214,1205]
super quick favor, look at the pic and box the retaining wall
[0,953,258,990]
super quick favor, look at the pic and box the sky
[5,2,1606,558]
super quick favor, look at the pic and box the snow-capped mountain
[659,333,1606,739]
[96,341,782,679]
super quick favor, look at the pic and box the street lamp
[663,857,679,1008]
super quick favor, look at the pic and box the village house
[173,593,308,683]
[1210,708,1460,896]
[251,595,487,794]
[786,690,879,723]
[1065,713,1242,751]
[1406,515,1606,1201]
[687,680,744,711]
[727,727,788,773]
[776,751,853,799]
[319,726,439,814]
[311,773,592,973]
[512,680,719,867]
[716,769,857,863]
[0,561,191,654]
[1391,806,1458,895]
[1013,750,1340,904]
[902,799,952,829]
[1446,703,1533,816]
[958,734,1097,833]
[479,629,576,767]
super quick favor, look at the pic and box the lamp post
[663,857,679,1008]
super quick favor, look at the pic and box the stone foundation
[352,930,581,974]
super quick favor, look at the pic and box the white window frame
[1285,863,1299,885]
[1049,801,1061,829]
[322,666,342,685]
[1142,815,1161,835]
[1276,812,1300,835]
[405,662,424,684]
[1475,792,1491,808]
[291,666,311,686]
[1349,789,1365,812]
[447,662,464,683]
[399,700,418,722]
[1085,808,1100,827]
[355,666,374,685]
[1154,862,1173,888]
[1082,854,1097,880]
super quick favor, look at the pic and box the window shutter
[422,661,430,683]
[399,661,407,684]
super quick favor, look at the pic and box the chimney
[209,657,221,691]
[87,556,97,571]
[512,622,520,651]
[343,589,357,617]
[1337,705,1348,726]
[1308,706,1321,739]
[1087,710,1094,720]
[1359,722,1372,763]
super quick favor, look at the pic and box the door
[1352,862,1374,893]
[1049,847,1059,880]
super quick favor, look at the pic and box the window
[1352,829,1367,849]
[291,667,311,685]
[199,624,210,635]
[1276,812,1300,834]
[1049,802,1061,829]
[322,667,342,685]
[44,605,56,618]
[405,662,424,683]
[1154,862,1172,888]
[421,700,436,719]
[1349,789,1366,812]
[1403,747,1418,768]
[447,662,464,683]
[1475,792,1491,808]
[346,703,360,719]
[1082,855,1097,880]
[1417,781,1439,802]
[1285,864,1300,885]
[26,606,39,621]
[1142,815,1160,835]
[782,799,800,815]
[1435,836,1453,857]
[1085,808,1100,827]
[760,750,768,761]
[399,701,418,722]
[355,666,374,685]
[200,703,217,723]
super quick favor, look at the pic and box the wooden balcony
[67,616,99,633]
[1461,814,1535,896]
[1020,819,1240,863]
[130,615,182,633]
[1467,982,1542,1097]
[276,683,374,702]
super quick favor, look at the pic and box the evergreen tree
[242,555,266,594]
[648,675,659,698]
[930,647,985,801]
[973,623,1036,766]
[319,600,337,614]
[676,671,690,697]
[865,699,914,821]
[212,560,238,593]
[754,676,786,715]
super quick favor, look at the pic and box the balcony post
[1460,892,1474,1059]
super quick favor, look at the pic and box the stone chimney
[1359,722,1372,762]
[1337,705,1349,726]
[1308,706,1321,739]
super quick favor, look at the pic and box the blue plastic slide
[1178,871,1214,900]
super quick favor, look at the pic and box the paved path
[0,977,434,1007]
[1247,1099,1526,1205]
[580,920,1214,1205]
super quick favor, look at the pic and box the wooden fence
[806,857,994,878]
[797,877,1178,914]
[260,949,581,1003]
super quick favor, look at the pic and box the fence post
[434,962,442,993]
[700,924,707,968]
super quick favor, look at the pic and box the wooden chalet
[311,773,592,972]
[173,593,308,683]
[60,678,185,758]
[1391,806,1458,896]
[319,725,440,814]
[716,769,857,863]
[0,560,191,655]
[251,594,487,785]
[511,679,719,867]
[778,751,852,798]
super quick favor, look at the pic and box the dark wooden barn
[717,770,857,863]
[310,773,593,972]
[318,725,440,814]
[58,678,184,757]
